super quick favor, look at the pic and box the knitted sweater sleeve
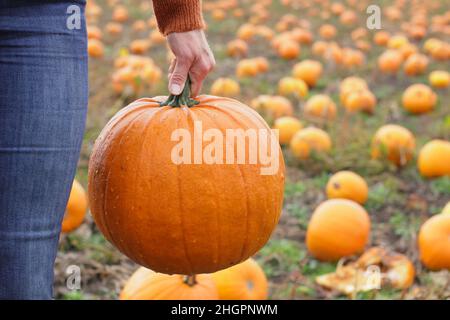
[152,0,205,35]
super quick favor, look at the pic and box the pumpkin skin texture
[273,116,303,145]
[290,127,332,160]
[304,94,337,120]
[292,60,323,87]
[88,96,285,275]
[211,258,268,300]
[417,140,450,178]
[61,180,88,233]
[326,171,369,205]
[371,124,415,167]
[402,84,437,114]
[120,268,219,300]
[306,199,371,261]
[418,214,450,270]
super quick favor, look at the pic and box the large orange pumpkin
[417,139,450,178]
[120,268,218,300]
[88,88,285,275]
[211,258,268,300]
[61,179,88,233]
[418,214,450,270]
[306,199,371,261]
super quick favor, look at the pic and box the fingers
[189,56,215,97]
[168,58,191,95]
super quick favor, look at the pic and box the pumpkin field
[56,0,449,300]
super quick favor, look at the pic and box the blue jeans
[0,1,88,299]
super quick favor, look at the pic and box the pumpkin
[430,41,450,61]
[343,89,377,114]
[418,214,450,270]
[371,124,416,166]
[306,199,371,261]
[373,31,390,46]
[429,70,450,88]
[211,259,268,300]
[312,40,328,56]
[273,116,303,145]
[290,127,332,159]
[417,139,450,178]
[326,171,369,205]
[378,49,403,74]
[120,268,218,300]
[237,24,255,41]
[61,179,88,233]
[304,94,337,120]
[87,39,105,58]
[278,77,309,98]
[292,60,323,87]
[387,35,408,49]
[236,59,259,78]
[339,77,368,104]
[105,22,123,36]
[87,25,102,40]
[210,78,240,97]
[129,39,151,55]
[277,40,300,60]
[251,95,294,119]
[112,5,129,23]
[403,53,429,76]
[227,39,248,58]
[402,84,437,114]
[254,57,269,73]
[319,24,337,39]
[88,89,285,275]
[212,9,226,21]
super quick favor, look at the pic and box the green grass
[258,239,306,277]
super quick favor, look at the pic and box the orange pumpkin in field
[292,60,323,87]
[273,116,303,145]
[210,78,240,97]
[87,39,105,58]
[112,5,129,23]
[227,39,248,58]
[61,180,88,233]
[371,124,416,166]
[130,39,151,55]
[290,127,332,159]
[373,31,390,46]
[236,59,259,78]
[277,40,300,59]
[378,49,403,74]
[120,268,218,300]
[306,199,371,261]
[251,95,294,119]
[343,89,377,113]
[403,53,428,76]
[88,93,285,275]
[212,259,268,300]
[105,22,123,36]
[319,24,337,39]
[402,84,437,114]
[417,140,450,178]
[326,171,369,205]
[429,70,450,88]
[304,94,337,120]
[278,77,308,98]
[418,214,450,270]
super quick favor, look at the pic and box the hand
[166,29,215,97]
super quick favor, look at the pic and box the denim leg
[0,1,87,299]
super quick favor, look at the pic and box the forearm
[152,0,205,35]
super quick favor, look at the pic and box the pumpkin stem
[183,275,197,287]
[160,77,199,108]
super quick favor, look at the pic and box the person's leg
[0,1,87,299]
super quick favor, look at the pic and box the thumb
[168,59,190,95]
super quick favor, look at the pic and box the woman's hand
[166,29,215,97]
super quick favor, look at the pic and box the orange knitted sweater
[152,0,205,35]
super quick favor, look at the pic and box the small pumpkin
[210,78,240,97]
[429,70,450,89]
[236,59,259,78]
[120,268,218,300]
[378,49,403,74]
[227,39,248,58]
[304,94,337,120]
[418,214,450,270]
[277,40,300,60]
[273,116,303,145]
[105,22,123,36]
[292,60,323,87]
[112,5,129,23]
[306,199,371,261]
[371,124,416,166]
[326,171,369,205]
[403,53,429,76]
[278,77,309,98]
[290,127,332,159]
[343,89,377,114]
[87,39,105,58]
[211,259,268,300]
[387,35,408,49]
[319,24,337,39]
[129,39,151,55]
[61,180,88,233]
[417,139,450,178]
[373,31,390,46]
[402,83,437,114]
